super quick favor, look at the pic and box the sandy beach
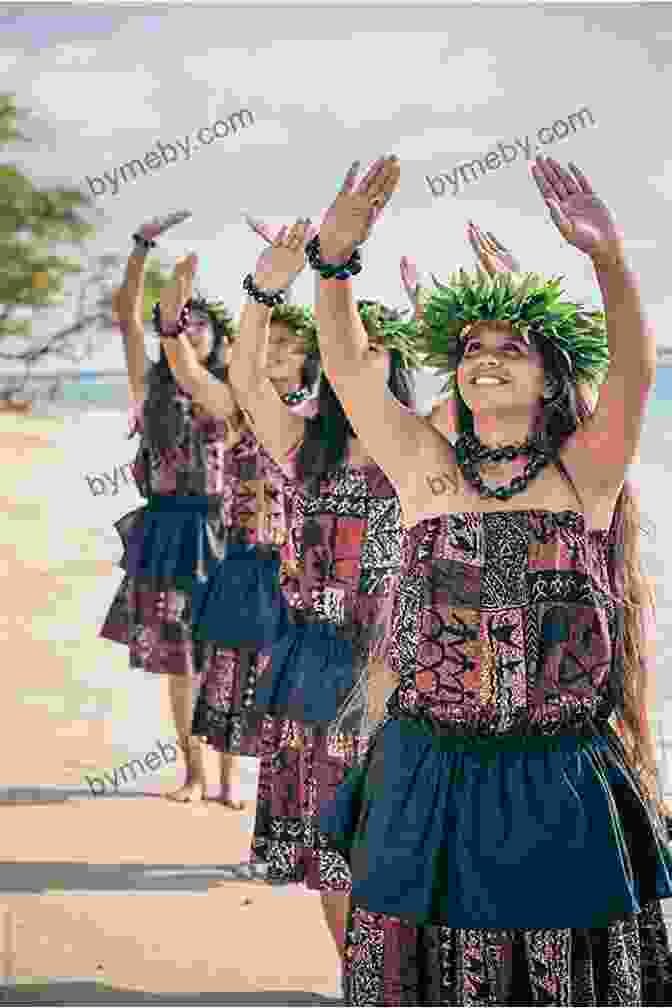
[0,411,343,1002]
[2,406,671,1001]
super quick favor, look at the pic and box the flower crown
[420,268,610,395]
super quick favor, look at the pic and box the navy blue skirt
[253,619,357,725]
[319,715,672,929]
[190,543,289,650]
[115,494,230,588]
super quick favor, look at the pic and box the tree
[0,94,169,403]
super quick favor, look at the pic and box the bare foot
[215,792,247,811]
[164,780,206,803]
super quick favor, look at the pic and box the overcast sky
[2,3,672,397]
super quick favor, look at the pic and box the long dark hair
[142,303,234,456]
[454,321,658,806]
[296,301,415,495]
[299,349,321,391]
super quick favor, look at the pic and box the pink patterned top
[128,387,318,545]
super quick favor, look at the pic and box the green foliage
[421,268,610,390]
[273,300,426,367]
[140,259,168,322]
[0,95,95,341]
[269,303,319,353]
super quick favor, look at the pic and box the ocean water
[24,364,672,415]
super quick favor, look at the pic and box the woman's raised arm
[314,156,452,507]
[228,217,314,466]
[121,212,192,406]
[158,254,241,422]
[528,156,657,502]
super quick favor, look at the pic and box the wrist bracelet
[243,273,286,307]
[132,233,157,251]
[152,300,191,339]
[305,235,362,280]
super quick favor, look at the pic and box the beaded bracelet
[132,233,157,251]
[305,235,362,280]
[243,273,286,307]
[152,300,192,339]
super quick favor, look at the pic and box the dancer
[226,216,421,972]
[157,239,322,810]
[310,153,672,1004]
[99,217,247,804]
[423,220,670,823]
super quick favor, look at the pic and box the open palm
[530,157,623,262]
[159,254,197,332]
[319,157,400,264]
[467,221,521,275]
[253,218,316,291]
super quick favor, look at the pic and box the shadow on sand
[0,982,343,1004]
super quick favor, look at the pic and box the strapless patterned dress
[318,509,672,1005]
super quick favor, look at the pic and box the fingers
[286,218,311,250]
[400,256,419,293]
[468,220,498,255]
[467,222,498,275]
[243,213,275,244]
[174,253,197,307]
[485,230,509,253]
[162,210,192,231]
[357,156,386,194]
[272,218,313,250]
[567,161,595,195]
[339,160,361,195]
[530,156,561,207]
[541,157,576,200]
[363,155,400,206]
[141,210,192,240]
[271,224,288,246]
[530,154,580,205]
[466,223,481,259]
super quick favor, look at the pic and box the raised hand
[159,253,197,334]
[243,213,276,246]
[529,156,625,266]
[137,210,192,243]
[319,156,400,265]
[159,254,199,383]
[400,256,426,321]
[252,218,317,292]
[467,221,521,275]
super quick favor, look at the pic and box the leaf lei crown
[419,268,610,396]
[356,301,426,370]
[268,303,319,354]
[273,301,425,369]
[189,295,238,343]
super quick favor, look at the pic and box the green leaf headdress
[268,301,425,369]
[269,303,320,355]
[355,301,425,370]
[190,295,238,344]
[420,268,609,396]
